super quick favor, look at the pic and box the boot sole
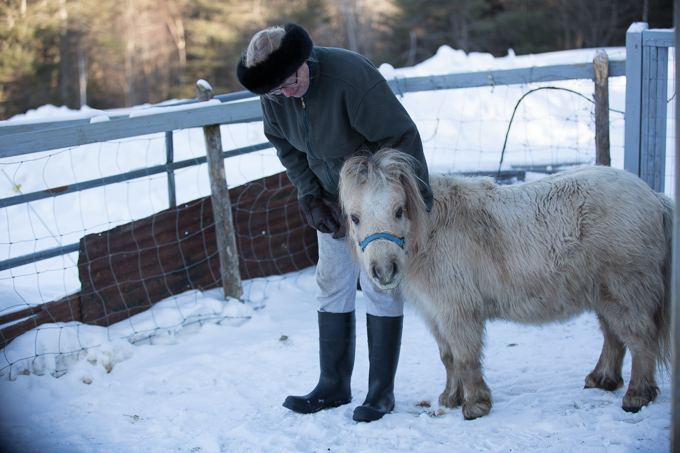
[352,402,395,422]
[283,396,352,414]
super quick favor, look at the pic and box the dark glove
[299,195,339,235]
[328,202,346,239]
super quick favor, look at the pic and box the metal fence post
[165,131,177,208]
[624,22,647,177]
[624,22,671,192]
[640,32,670,192]
[197,79,243,301]
[671,4,680,451]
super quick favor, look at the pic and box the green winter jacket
[262,46,433,209]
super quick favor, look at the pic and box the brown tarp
[78,171,318,327]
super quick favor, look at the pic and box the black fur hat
[236,23,313,95]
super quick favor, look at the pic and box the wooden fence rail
[0,61,625,158]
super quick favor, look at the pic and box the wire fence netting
[0,54,675,378]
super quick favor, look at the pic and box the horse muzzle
[357,232,407,290]
[372,267,401,290]
[367,255,402,290]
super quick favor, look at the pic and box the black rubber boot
[283,311,356,414]
[353,314,403,422]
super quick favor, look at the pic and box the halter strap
[358,233,407,254]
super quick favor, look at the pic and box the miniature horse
[339,149,672,420]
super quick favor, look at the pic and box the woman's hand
[299,195,340,235]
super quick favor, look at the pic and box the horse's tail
[656,192,673,371]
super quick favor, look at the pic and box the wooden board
[0,294,81,350]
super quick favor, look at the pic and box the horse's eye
[351,215,360,225]
[395,207,403,219]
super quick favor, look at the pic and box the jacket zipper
[302,97,337,187]
[301,97,315,159]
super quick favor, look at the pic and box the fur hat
[236,23,313,95]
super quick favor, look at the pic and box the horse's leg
[622,346,659,412]
[430,323,463,408]
[458,355,492,420]
[597,286,660,412]
[585,313,625,391]
[443,316,491,420]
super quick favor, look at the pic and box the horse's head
[339,149,427,290]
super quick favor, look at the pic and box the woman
[237,23,432,422]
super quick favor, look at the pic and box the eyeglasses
[267,70,298,95]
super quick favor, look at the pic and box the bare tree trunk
[59,0,69,106]
[78,43,87,107]
[125,0,136,107]
[339,0,358,52]
[406,31,417,67]
[163,0,186,89]
[557,0,573,49]
[456,13,468,52]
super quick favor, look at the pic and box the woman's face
[279,63,310,98]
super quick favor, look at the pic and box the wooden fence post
[594,49,610,166]
[197,80,243,301]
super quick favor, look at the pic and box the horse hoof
[584,372,624,392]
[438,391,462,409]
[622,388,657,414]
[462,400,491,420]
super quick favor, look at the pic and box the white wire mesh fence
[0,43,675,378]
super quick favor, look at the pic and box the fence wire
[0,62,673,378]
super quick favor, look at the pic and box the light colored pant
[315,231,404,317]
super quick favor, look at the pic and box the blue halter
[358,233,408,254]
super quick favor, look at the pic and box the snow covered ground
[0,44,675,452]
[0,273,672,452]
